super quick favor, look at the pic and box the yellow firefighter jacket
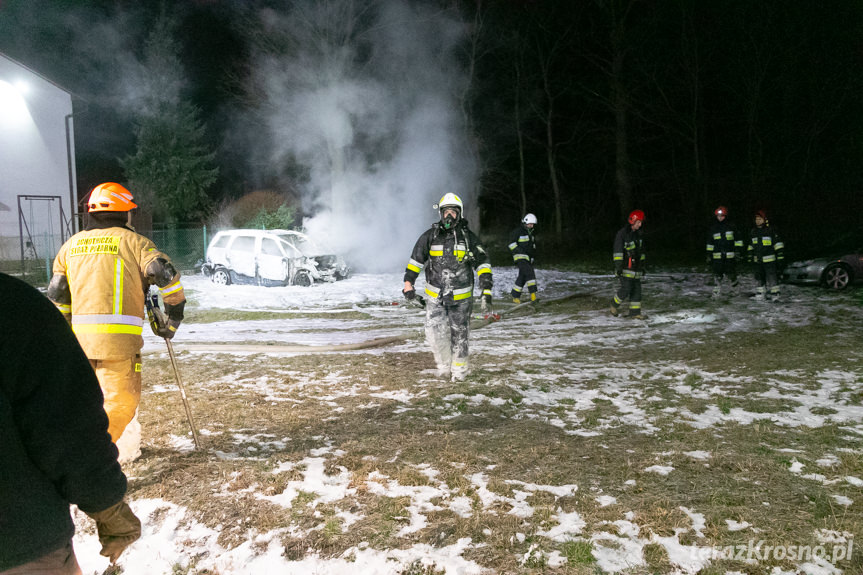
[52,226,185,360]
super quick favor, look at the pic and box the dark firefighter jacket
[507,224,536,263]
[613,225,646,279]
[748,225,785,264]
[0,273,127,571]
[706,219,743,260]
[404,220,493,302]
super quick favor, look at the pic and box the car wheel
[212,268,232,285]
[293,270,312,287]
[822,264,851,290]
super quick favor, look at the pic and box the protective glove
[155,318,181,339]
[402,287,416,301]
[480,293,493,314]
[85,500,141,563]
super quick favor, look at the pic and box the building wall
[0,53,77,264]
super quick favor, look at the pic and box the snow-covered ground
[71,268,862,574]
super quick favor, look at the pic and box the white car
[201,229,350,286]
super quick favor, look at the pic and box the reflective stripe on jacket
[508,224,535,262]
[706,219,743,259]
[747,225,785,264]
[613,224,645,276]
[52,226,184,359]
[404,221,493,303]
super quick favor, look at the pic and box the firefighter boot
[610,304,620,317]
[530,292,538,302]
[753,287,766,301]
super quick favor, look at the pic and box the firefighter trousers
[89,354,142,461]
[425,296,472,379]
[511,260,537,299]
[612,276,642,314]
[754,262,780,296]
[711,258,738,285]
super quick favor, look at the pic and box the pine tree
[120,12,217,224]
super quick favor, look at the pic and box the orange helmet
[714,206,727,216]
[87,182,137,212]
[628,209,645,224]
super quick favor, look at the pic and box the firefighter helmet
[436,193,463,229]
[714,206,728,217]
[437,193,463,213]
[522,213,538,225]
[87,182,137,212]
[755,209,767,221]
[628,209,645,224]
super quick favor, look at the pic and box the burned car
[201,229,350,286]
[781,250,863,290]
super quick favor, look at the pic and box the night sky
[2,0,863,259]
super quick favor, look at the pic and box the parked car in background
[781,250,863,290]
[201,229,350,286]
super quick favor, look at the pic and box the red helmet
[754,209,767,220]
[714,206,728,217]
[87,182,137,212]
[628,209,645,224]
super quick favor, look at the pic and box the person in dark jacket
[610,210,647,319]
[403,193,493,381]
[0,273,141,573]
[508,213,538,302]
[706,205,743,296]
[747,209,785,300]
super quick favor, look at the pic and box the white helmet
[522,213,537,225]
[437,193,463,212]
[436,193,463,229]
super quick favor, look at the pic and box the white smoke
[249,0,476,272]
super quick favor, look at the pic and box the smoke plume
[246,0,476,273]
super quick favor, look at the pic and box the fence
[144,225,211,274]
[2,224,217,286]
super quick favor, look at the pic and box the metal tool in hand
[145,291,201,449]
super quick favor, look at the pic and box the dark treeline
[2,0,863,258]
[468,0,863,257]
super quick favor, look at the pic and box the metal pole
[164,337,201,449]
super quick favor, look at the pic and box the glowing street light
[0,79,34,128]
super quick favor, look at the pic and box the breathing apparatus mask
[440,207,460,230]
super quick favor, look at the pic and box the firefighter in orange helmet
[48,183,186,463]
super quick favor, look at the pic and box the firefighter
[1,273,141,571]
[508,213,538,302]
[403,193,493,381]
[610,209,646,319]
[747,209,784,300]
[48,182,186,464]
[706,205,743,296]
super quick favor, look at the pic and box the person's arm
[142,239,185,338]
[774,230,785,264]
[469,230,493,296]
[403,229,431,298]
[47,242,72,322]
[613,229,624,274]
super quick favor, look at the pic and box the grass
[125,281,863,573]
